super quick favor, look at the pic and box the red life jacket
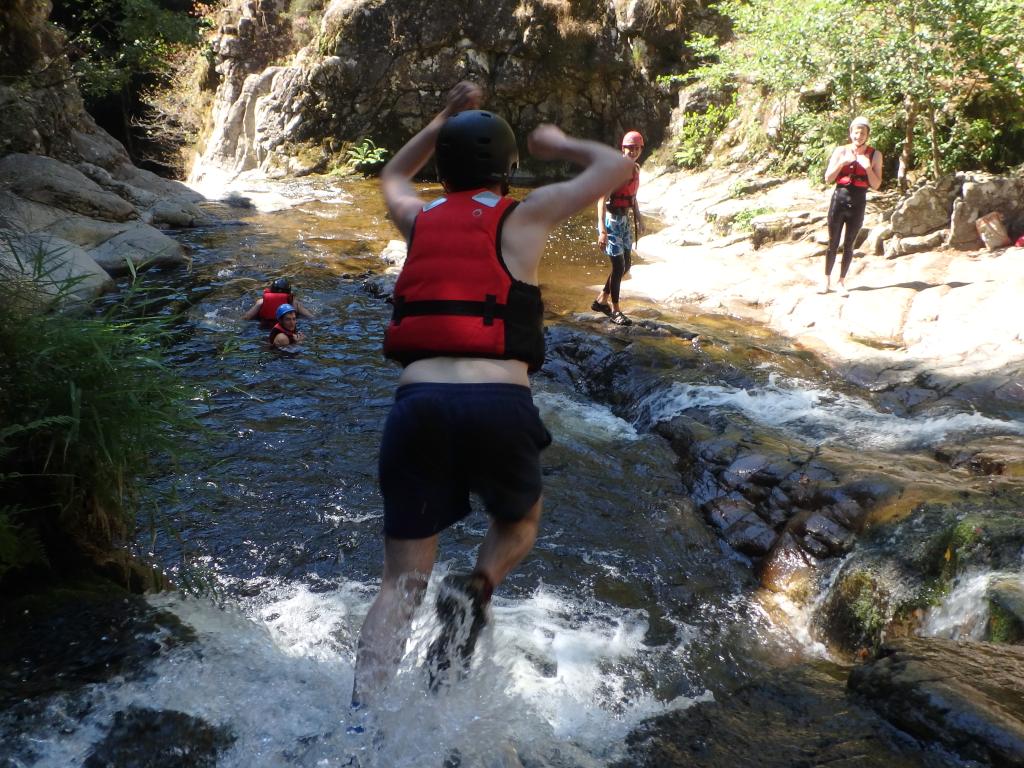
[259,290,293,321]
[836,147,875,189]
[383,189,545,372]
[269,322,297,346]
[607,164,640,210]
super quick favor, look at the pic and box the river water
[7,178,1024,767]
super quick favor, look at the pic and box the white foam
[534,391,640,444]
[21,578,699,768]
[918,570,1021,641]
[640,375,1024,450]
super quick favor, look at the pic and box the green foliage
[731,206,775,232]
[55,0,211,100]
[285,0,325,49]
[345,138,389,173]
[674,96,737,169]
[0,238,196,584]
[691,0,1024,176]
[769,110,838,180]
[987,601,1024,643]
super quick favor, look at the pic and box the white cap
[850,116,871,132]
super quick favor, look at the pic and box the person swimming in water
[242,277,314,321]
[267,303,304,348]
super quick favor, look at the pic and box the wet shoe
[591,300,613,316]
[426,572,491,691]
[610,310,633,326]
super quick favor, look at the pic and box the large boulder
[949,174,1024,249]
[0,190,189,276]
[0,153,135,222]
[889,176,959,238]
[86,222,187,275]
[0,231,113,304]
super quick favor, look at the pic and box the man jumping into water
[351,81,633,707]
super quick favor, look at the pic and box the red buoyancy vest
[259,290,293,321]
[268,322,297,346]
[383,190,545,372]
[607,164,640,209]
[836,147,875,189]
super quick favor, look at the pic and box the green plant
[345,138,389,172]
[673,96,737,169]
[731,206,775,232]
[0,237,197,587]
[768,108,839,182]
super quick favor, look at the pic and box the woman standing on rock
[822,116,883,295]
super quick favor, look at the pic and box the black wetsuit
[826,149,874,279]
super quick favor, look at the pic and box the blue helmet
[276,303,297,321]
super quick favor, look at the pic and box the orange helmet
[621,130,644,148]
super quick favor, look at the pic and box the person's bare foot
[838,281,849,297]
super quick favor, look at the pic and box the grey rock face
[0,153,136,222]
[193,0,681,181]
[890,176,959,238]
[949,174,1024,248]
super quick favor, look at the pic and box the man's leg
[352,534,439,706]
[426,498,543,688]
[474,497,542,587]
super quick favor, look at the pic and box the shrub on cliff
[688,0,1024,183]
[0,245,195,594]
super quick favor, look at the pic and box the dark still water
[8,178,1023,768]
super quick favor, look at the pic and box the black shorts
[379,383,553,540]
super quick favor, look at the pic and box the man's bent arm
[380,82,482,239]
[518,127,634,230]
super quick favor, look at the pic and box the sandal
[591,300,613,316]
[610,311,633,326]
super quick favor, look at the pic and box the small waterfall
[638,374,1024,451]
[919,570,1022,641]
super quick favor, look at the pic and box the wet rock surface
[935,435,1024,477]
[849,637,1024,768]
[813,503,1024,654]
[0,586,194,708]
[612,663,958,768]
[545,325,904,586]
[0,586,200,767]
[83,706,235,768]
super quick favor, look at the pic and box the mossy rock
[816,568,893,655]
[987,578,1024,644]
[988,601,1024,644]
[944,511,1024,575]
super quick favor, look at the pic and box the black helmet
[270,277,290,294]
[435,110,518,191]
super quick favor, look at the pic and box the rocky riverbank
[631,165,1024,406]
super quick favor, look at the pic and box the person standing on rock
[592,130,645,325]
[350,81,633,711]
[822,116,883,295]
